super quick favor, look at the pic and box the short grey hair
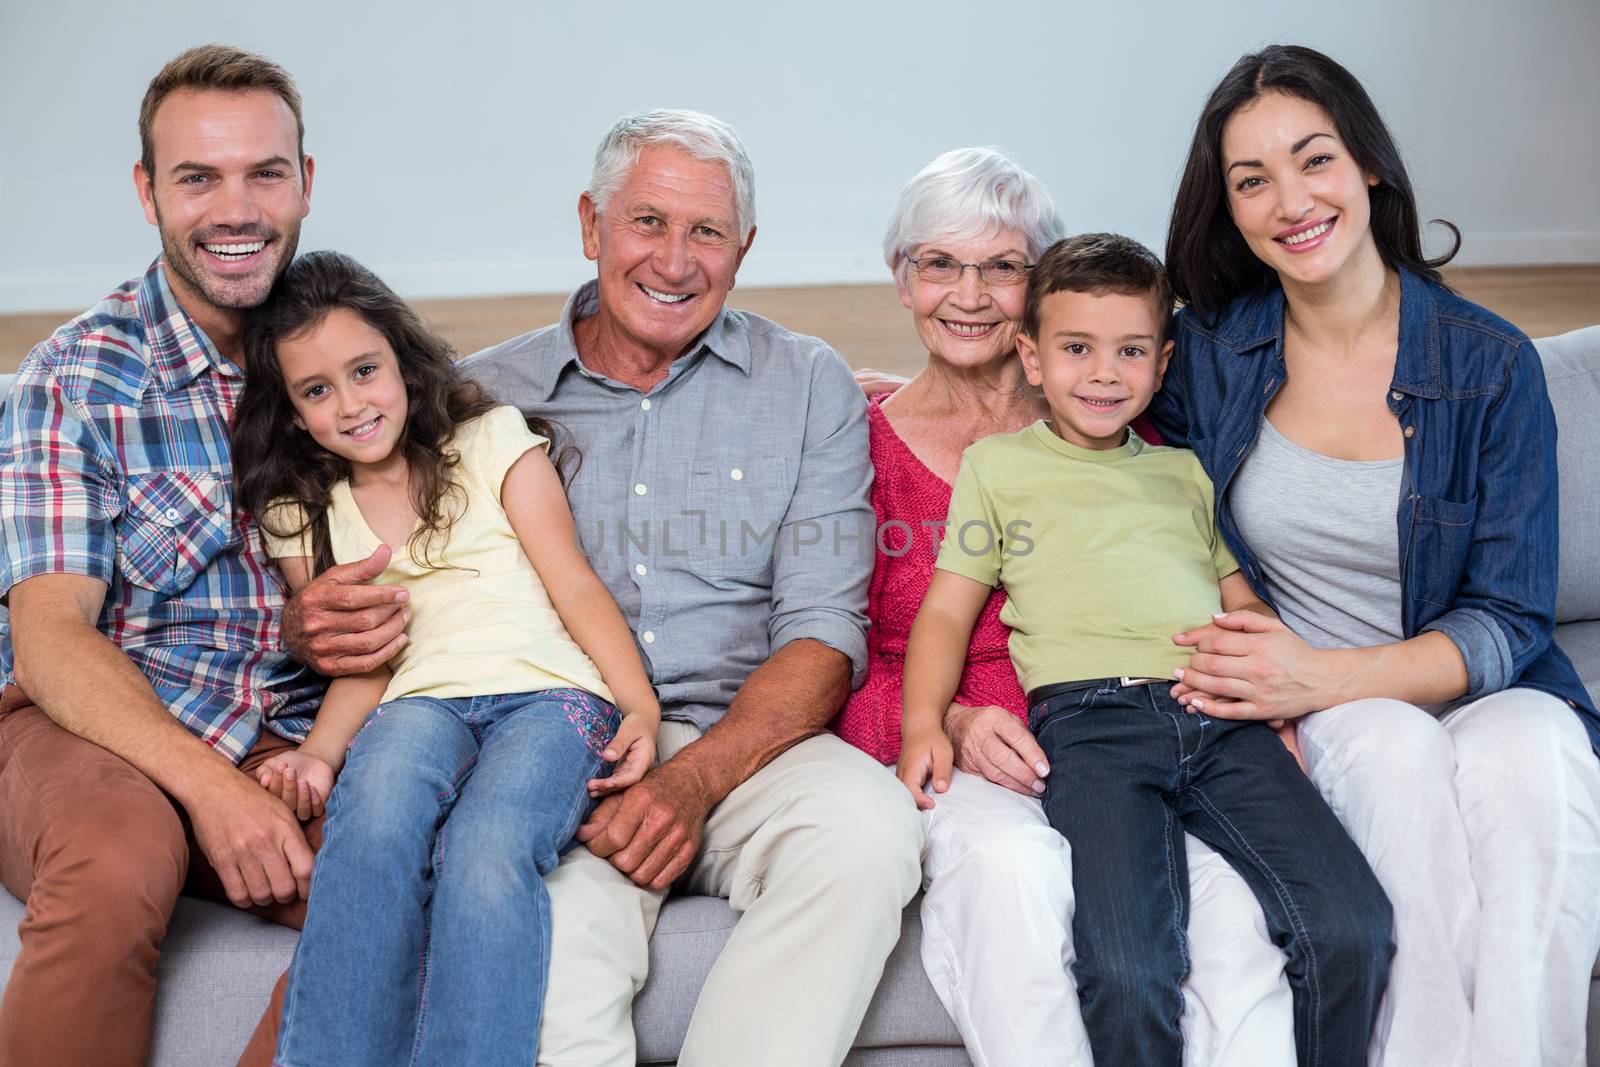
[882,147,1064,274]
[587,108,756,239]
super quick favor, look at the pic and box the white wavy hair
[587,108,756,240]
[882,147,1064,274]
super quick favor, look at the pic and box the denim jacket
[1148,267,1599,754]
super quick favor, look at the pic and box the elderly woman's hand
[1170,611,1344,721]
[943,701,1049,798]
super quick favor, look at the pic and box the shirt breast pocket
[684,459,792,581]
[1411,494,1477,607]
[117,471,235,595]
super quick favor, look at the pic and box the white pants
[919,769,1297,1067]
[1297,688,1600,1067]
[535,723,925,1067]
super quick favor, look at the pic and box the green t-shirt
[934,421,1239,694]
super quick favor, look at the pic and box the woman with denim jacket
[1150,44,1600,1067]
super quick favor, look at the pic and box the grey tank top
[1230,417,1405,650]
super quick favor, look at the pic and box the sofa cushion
[3,889,968,1066]
[1557,620,1600,711]
[1536,328,1600,623]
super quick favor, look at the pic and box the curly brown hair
[233,250,565,575]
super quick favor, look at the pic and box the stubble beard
[154,199,299,313]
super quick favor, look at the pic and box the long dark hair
[1165,44,1459,321]
[233,250,561,575]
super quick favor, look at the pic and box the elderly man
[0,45,375,1066]
[266,109,924,1066]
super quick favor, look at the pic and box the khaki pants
[0,686,322,1067]
[538,722,924,1067]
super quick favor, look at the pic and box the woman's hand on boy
[943,701,1049,798]
[896,725,954,811]
[1171,610,1333,720]
[282,545,411,677]
[256,750,336,822]
[589,714,659,797]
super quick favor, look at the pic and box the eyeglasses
[905,254,1035,286]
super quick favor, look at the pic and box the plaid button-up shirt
[0,259,323,763]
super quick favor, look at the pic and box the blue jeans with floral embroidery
[276,688,618,1067]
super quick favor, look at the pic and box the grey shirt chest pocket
[683,459,793,580]
[116,471,235,595]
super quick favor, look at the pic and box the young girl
[231,250,659,1067]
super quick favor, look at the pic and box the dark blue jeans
[1029,680,1393,1067]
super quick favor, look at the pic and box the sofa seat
[0,891,972,1066]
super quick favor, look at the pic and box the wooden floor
[2,265,1595,377]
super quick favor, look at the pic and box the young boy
[897,234,1393,1066]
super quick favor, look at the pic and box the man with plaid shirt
[0,46,398,1066]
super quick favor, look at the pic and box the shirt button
[640,398,652,411]
[1392,390,1404,401]
[165,508,181,521]
[1403,426,1415,439]
[642,630,656,644]
[634,483,647,495]
[635,563,647,576]
[730,468,744,481]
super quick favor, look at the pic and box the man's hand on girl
[282,545,411,677]
[578,760,710,891]
[896,724,954,811]
[589,714,659,797]
[256,750,336,822]
[190,769,314,908]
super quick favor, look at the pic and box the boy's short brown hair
[139,44,304,178]
[1021,233,1175,341]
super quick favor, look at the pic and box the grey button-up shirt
[461,282,873,730]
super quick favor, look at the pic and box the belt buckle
[1119,676,1163,688]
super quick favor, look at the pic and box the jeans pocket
[558,689,621,759]
[1029,685,1105,736]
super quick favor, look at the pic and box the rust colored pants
[0,686,323,1067]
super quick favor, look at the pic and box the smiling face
[896,228,1030,373]
[1017,289,1172,450]
[578,144,754,363]
[135,88,312,324]
[276,307,410,479]
[1221,91,1381,291]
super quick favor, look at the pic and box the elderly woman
[834,148,1294,1066]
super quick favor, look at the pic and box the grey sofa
[3,324,1599,1066]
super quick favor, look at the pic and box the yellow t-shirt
[934,421,1239,693]
[260,405,612,707]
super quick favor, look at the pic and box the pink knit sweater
[832,395,1164,765]
[832,394,1027,764]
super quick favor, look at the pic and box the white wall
[3,0,1597,314]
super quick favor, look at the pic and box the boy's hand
[589,714,659,796]
[256,750,336,822]
[896,725,954,811]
